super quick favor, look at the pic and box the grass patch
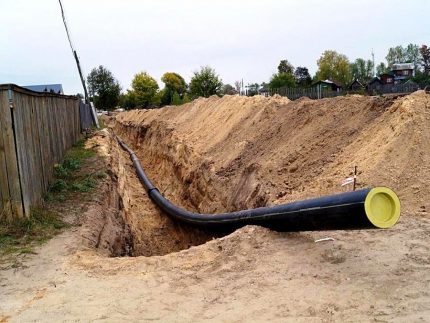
[70,176,97,193]
[67,139,96,160]
[0,208,68,257]
[46,139,103,199]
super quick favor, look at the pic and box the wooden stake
[353,166,357,191]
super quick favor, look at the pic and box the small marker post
[353,166,357,191]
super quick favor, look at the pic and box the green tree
[386,46,404,68]
[129,72,159,108]
[221,84,236,95]
[189,66,223,98]
[412,70,430,87]
[405,43,420,69]
[420,44,430,75]
[278,59,294,74]
[376,62,389,75]
[182,93,191,104]
[315,50,351,86]
[294,66,312,86]
[385,44,420,70]
[119,92,136,110]
[165,91,191,106]
[350,58,374,84]
[160,72,187,105]
[269,72,296,89]
[87,65,121,110]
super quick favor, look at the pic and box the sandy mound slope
[115,91,430,215]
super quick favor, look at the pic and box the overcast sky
[1,0,429,94]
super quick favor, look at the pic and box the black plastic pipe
[117,136,401,231]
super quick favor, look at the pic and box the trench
[84,128,221,257]
[85,93,408,257]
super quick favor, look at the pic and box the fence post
[0,88,24,219]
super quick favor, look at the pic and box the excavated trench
[84,129,221,257]
[84,113,274,258]
[89,96,399,257]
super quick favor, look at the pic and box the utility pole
[58,0,99,128]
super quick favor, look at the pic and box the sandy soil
[115,91,430,215]
[1,92,430,322]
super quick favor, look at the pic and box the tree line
[87,66,224,110]
[261,43,430,95]
[87,43,430,110]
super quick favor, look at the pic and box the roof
[367,77,382,85]
[0,84,76,99]
[23,84,63,94]
[312,79,342,88]
[349,79,364,88]
[392,63,414,71]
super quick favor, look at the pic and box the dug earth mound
[115,92,430,213]
[102,91,430,255]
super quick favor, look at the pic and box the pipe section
[117,136,400,231]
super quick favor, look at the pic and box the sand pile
[115,91,430,216]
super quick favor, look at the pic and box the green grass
[70,176,97,192]
[0,137,105,259]
[46,139,102,198]
[0,207,69,257]
[66,139,96,160]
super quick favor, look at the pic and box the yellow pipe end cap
[365,187,401,228]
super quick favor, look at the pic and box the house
[379,73,395,85]
[348,79,364,91]
[23,84,63,94]
[312,79,342,92]
[392,63,415,83]
[366,77,382,92]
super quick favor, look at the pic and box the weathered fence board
[0,89,24,220]
[0,84,83,220]
[0,91,11,216]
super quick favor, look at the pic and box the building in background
[312,79,342,92]
[379,73,395,85]
[23,84,63,94]
[391,63,415,83]
[348,79,364,91]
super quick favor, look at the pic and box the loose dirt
[115,91,430,215]
[1,92,430,322]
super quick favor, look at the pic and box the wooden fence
[0,84,81,220]
[268,87,343,100]
[265,83,422,100]
[367,83,420,95]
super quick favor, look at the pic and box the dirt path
[1,129,429,322]
[1,212,429,322]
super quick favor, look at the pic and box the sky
[1,0,429,95]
